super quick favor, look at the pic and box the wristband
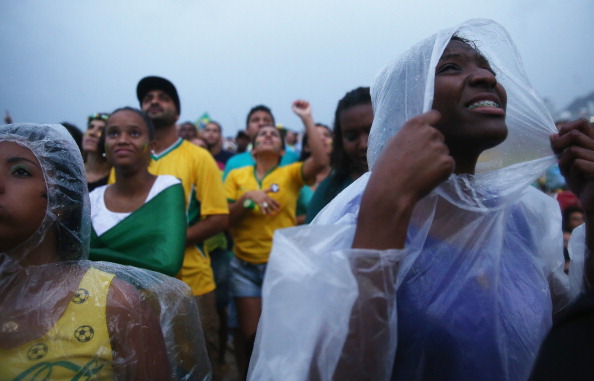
[243,198,256,210]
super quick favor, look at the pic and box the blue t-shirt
[392,206,551,381]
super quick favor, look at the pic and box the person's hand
[291,100,312,120]
[551,119,594,212]
[353,110,454,249]
[369,110,454,205]
[246,187,281,215]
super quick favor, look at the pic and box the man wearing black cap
[137,76,229,379]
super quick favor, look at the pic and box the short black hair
[450,34,479,51]
[236,130,249,140]
[61,122,83,154]
[246,105,275,129]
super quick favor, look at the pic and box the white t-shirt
[89,174,180,236]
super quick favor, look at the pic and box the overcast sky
[1,0,593,136]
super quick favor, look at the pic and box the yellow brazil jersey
[149,139,229,295]
[204,166,228,253]
[225,162,310,264]
[0,268,114,380]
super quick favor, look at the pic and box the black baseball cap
[136,76,181,114]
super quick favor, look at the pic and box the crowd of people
[1,18,594,381]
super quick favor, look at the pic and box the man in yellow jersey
[136,76,229,380]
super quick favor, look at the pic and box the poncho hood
[368,18,557,211]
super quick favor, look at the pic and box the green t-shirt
[305,172,353,223]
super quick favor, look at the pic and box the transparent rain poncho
[0,123,210,380]
[249,19,584,381]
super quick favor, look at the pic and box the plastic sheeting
[249,19,580,381]
[0,123,210,380]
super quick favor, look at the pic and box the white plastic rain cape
[0,123,210,380]
[249,19,582,381]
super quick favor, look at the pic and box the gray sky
[1,0,593,136]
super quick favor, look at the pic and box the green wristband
[243,198,255,210]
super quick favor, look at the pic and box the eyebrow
[438,51,493,70]
[258,129,280,136]
[7,157,40,167]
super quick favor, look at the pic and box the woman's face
[253,125,284,156]
[316,126,333,155]
[0,141,48,252]
[432,39,508,163]
[339,104,372,175]
[104,110,152,169]
[82,119,106,153]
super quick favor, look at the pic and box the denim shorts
[230,256,267,298]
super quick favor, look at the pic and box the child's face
[0,142,48,252]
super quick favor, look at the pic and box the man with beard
[136,76,229,380]
[204,120,234,171]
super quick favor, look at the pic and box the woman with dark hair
[225,100,329,376]
[0,122,209,380]
[295,123,333,223]
[83,112,111,191]
[298,123,333,188]
[305,87,372,223]
[250,19,594,380]
[89,107,186,276]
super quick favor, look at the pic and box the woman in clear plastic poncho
[249,19,594,381]
[0,123,210,380]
